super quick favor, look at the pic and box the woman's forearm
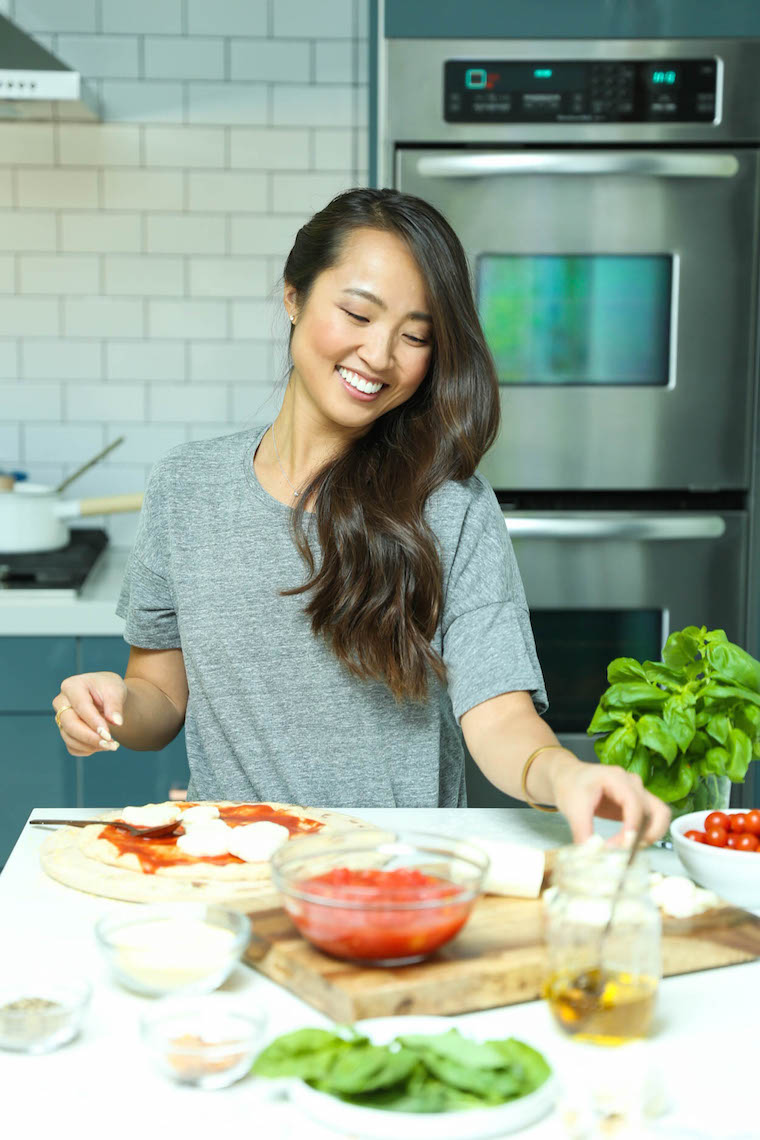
[109,677,185,752]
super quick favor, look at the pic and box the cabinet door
[79,637,189,807]
[0,637,77,713]
[1,715,77,866]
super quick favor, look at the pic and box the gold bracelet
[520,745,562,813]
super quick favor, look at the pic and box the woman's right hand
[52,672,127,755]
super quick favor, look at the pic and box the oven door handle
[502,514,727,540]
[416,152,739,179]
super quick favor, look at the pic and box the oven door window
[531,609,663,734]
[477,254,672,386]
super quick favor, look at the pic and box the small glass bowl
[270,829,488,966]
[95,904,250,997]
[0,978,91,1054]
[141,997,267,1089]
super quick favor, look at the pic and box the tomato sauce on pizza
[99,802,324,875]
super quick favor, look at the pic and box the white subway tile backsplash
[149,383,227,422]
[146,214,226,254]
[25,423,105,463]
[106,341,186,382]
[61,212,142,253]
[145,37,226,82]
[22,339,102,380]
[315,41,353,84]
[0,169,11,207]
[103,169,184,212]
[270,171,350,214]
[0,255,13,292]
[105,423,188,463]
[57,124,141,167]
[186,82,268,126]
[144,127,226,169]
[230,213,307,256]
[101,81,185,124]
[56,34,141,79]
[0,382,62,421]
[0,340,17,378]
[16,168,99,210]
[13,0,98,33]
[101,0,183,35]
[0,211,57,252]
[313,128,353,170]
[273,0,353,39]
[0,421,21,461]
[231,380,282,425]
[273,85,353,128]
[0,124,55,165]
[187,0,267,36]
[0,297,59,337]
[187,171,267,213]
[229,127,309,170]
[188,257,269,298]
[189,340,270,382]
[104,256,184,297]
[66,382,147,421]
[231,298,279,340]
[230,39,310,84]
[148,299,227,340]
[19,255,100,295]
[64,297,144,338]
[104,510,141,548]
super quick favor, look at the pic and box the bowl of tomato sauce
[671,808,760,911]
[270,830,489,966]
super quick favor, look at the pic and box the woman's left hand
[552,758,671,846]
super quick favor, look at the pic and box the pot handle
[55,493,144,519]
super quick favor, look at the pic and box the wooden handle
[77,493,144,517]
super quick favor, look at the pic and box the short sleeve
[440,478,548,721]
[115,455,181,650]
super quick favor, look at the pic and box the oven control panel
[444,59,717,123]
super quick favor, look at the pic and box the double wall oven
[375,38,760,795]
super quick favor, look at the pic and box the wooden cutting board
[244,894,760,1022]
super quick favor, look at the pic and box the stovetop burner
[0,529,108,591]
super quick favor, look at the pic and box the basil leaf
[697,746,729,778]
[319,1044,418,1095]
[587,702,625,734]
[701,681,760,708]
[706,713,731,745]
[663,695,696,752]
[602,682,668,710]
[252,1028,357,1079]
[636,715,677,765]
[647,757,694,803]
[487,1037,553,1093]
[627,743,651,784]
[607,657,647,683]
[662,628,701,670]
[597,723,637,768]
[726,727,753,782]
[707,642,760,693]
[642,660,685,688]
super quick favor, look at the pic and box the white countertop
[2,807,758,1139]
[0,548,128,636]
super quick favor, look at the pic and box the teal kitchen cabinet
[1,714,77,866]
[79,637,189,808]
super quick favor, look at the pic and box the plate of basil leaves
[251,1015,558,1138]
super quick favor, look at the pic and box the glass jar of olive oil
[542,844,661,1046]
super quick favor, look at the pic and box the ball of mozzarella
[180,804,221,826]
[122,803,182,828]
[227,822,290,863]
[176,820,233,857]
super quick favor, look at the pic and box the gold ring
[55,704,73,729]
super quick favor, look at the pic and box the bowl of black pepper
[0,979,91,1053]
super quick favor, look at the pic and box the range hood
[0,13,99,121]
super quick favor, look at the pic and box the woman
[52,188,669,845]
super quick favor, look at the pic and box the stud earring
[289,313,295,324]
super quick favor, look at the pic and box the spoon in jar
[30,818,182,839]
[565,811,652,1013]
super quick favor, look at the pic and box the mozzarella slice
[226,822,290,863]
[180,804,221,826]
[175,820,233,857]
[649,872,720,918]
[121,802,182,828]
[467,837,546,899]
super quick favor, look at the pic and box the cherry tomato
[705,811,732,832]
[705,826,728,847]
[744,809,760,837]
[735,833,759,853]
[725,834,738,849]
[730,812,749,833]
[684,830,706,844]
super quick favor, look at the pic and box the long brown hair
[281,188,500,701]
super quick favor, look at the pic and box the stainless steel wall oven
[376,37,760,800]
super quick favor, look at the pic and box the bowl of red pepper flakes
[270,830,489,966]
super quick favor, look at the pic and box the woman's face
[285,227,434,432]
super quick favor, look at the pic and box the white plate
[287,1015,558,1139]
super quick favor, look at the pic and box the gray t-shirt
[116,425,547,807]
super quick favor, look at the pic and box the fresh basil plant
[587,626,760,813]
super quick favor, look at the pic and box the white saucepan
[0,482,144,554]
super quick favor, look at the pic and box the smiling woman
[50,188,670,845]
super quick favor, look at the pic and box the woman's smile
[335,364,387,401]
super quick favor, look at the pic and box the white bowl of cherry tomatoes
[671,808,760,911]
